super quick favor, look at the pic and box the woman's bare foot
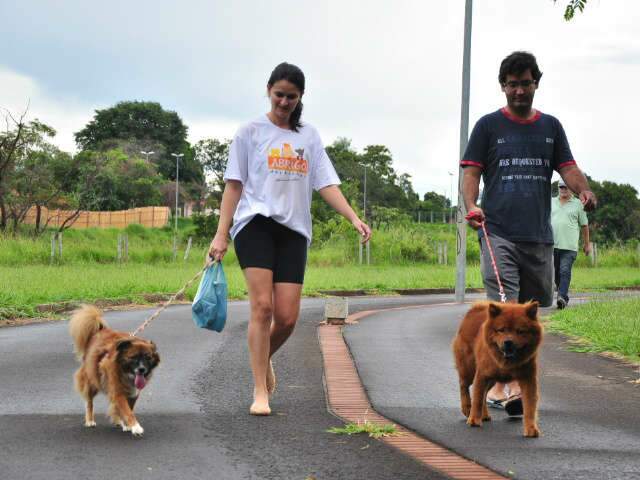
[250,388,271,416]
[266,360,276,396]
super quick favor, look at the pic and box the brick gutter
[318,305,508,480]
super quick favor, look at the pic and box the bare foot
[250,388,271,416]
[266,360,276,396]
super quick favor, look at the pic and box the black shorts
[233,215,308,284]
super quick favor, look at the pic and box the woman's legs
[270,282,303,357]
[244,267,274,415]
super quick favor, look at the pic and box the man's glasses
[273,91,299,100]
[503,80,537,89]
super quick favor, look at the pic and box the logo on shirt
[268,143,308,176]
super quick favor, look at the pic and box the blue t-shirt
[461,108,576,244]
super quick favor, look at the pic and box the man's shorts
[233,215,308,284]
[479,234,553,307]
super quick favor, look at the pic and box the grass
[327,421,402,439]
[547,296,640,363]
[2,263,640,320]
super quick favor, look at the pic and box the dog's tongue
[135,373,146,390]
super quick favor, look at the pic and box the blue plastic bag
[191,262,227,332]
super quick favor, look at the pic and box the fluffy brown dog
[452,301,542,437]
[69,305,160,436]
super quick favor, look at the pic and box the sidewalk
[341,301,640,479]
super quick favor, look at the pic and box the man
[461,51,597,415]
[552,178,590,309]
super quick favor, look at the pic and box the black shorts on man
[233,214,308,284]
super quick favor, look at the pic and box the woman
[209,62,371,416]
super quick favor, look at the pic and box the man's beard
[508,95,533,116]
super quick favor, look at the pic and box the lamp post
[456,0,473,303]
[140,150,155,162]
[171,153,184,233]
[448,171,454,230]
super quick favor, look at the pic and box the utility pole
[171,153,184,233]
[456,0,473,303]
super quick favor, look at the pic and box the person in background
[551,178,590,309]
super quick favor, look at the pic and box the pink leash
[466,212,507,303]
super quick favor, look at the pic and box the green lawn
[548,296,640,363]
[2,262,640,320]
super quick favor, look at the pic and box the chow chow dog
[452,301,542,437]
[69,305,160,436]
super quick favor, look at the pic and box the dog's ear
[116,339,132,353]
[525,301,539,320]
[149,341,160,367]
[488,303,502,317]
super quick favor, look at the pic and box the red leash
[466,211,507,303]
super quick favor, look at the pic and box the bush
[191,213,219,242]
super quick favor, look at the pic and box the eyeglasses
[273,91,300,100]
[503,80,537,89]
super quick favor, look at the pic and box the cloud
[1,0,639,200]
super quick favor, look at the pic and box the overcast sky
[1,0,639,202]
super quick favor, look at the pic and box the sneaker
[557,296,567,310]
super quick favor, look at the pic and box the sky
[1,0,639,204]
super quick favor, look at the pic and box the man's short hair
[499,51,543,85]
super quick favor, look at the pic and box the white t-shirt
[224,114,341,243]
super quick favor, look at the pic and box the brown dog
[69,305,160,436]
[452,301,542,437]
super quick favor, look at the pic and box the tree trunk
[35,205,42,234]
[0,196,6,230]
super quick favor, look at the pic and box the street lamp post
[171,153,184,233]
[448,171,454,230]
[140,150,155,162]
[455,0,473,303]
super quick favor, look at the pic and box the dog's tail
[69,305,107,360]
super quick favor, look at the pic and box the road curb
[318,304,508,480]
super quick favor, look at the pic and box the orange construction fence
[23,206,170,229]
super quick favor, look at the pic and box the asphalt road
[0,296,456,480]
[344,301,640,480]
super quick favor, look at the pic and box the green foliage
[191,212,219,241]
[327,421,402,439]
[588,179,640,244]
[68,149,164,211]
[74,101,203,185]
[555,0,588,21]
[548,296,640,362]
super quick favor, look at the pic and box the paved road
[0,296,456,480]
[344,301,640,480]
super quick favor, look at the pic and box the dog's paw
[461,405,471,417]
[84,420,97,428]
[466,416,483,427]
[130,423,144,437]
[524,424,541,438]
[121,422,131,432]
[482,414,492,422]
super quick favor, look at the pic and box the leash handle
[465,212,507,304]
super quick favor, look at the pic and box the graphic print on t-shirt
[268,143,308,177]
[495,134,552,194]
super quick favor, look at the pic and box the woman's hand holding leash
[209,232,229,262]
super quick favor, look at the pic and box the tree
[555,0,588,21]
[74,101,203,185]
[0,113,77,232]
[586,179,640,244]
[68,149,164,212]
[194,138,231,209]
